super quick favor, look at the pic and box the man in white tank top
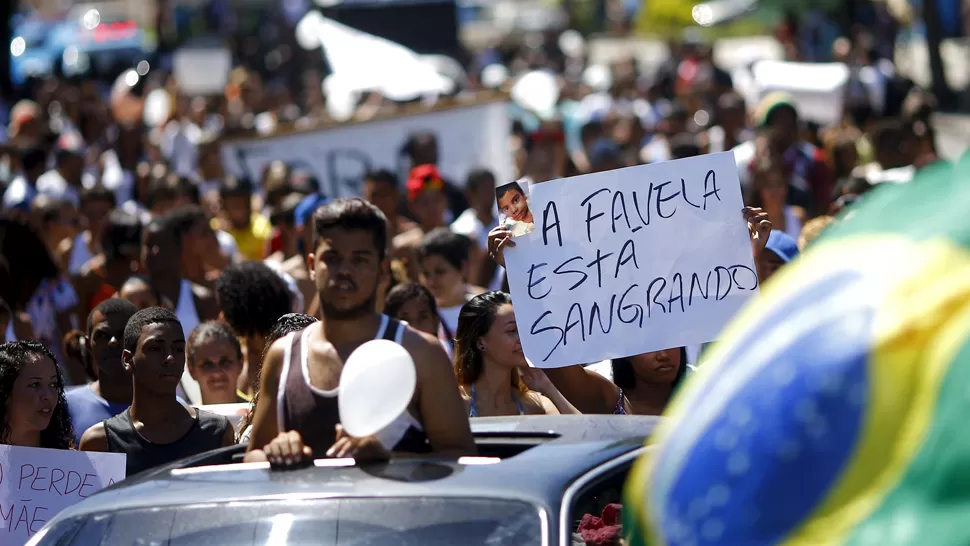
[245,198,475,465]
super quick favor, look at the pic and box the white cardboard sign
[504,152,757,368]
[220,101,513,198]
[0,445,126,544]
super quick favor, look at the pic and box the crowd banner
[0,445,125,544]
[219,99,513,198]
[504,152,758,368]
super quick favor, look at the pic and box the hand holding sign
[0,446,125,545]
[487,225,516,267]
[743,206,772,264]
[503,153,759,368]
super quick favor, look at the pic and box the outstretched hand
[743,206,772,261]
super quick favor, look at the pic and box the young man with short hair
[80,307,234,476]
[246,198,475,464]
[66,298,139,446]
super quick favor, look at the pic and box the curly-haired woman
[0,340,75,449]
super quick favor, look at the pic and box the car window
[41,498,543,546]
[568,461,633,545]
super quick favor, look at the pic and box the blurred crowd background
[1,0,969,397]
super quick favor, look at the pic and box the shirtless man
[246,198,475,464]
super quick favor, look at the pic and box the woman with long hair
[454,292,578,417]
[0,340,75,449]
[1,212,83,383]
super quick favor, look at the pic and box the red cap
[406,164,444,201]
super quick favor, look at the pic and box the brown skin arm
[71,262,102,322]
[221,420,236,447]
[544,365,621,415]
[12,311,35,342]
[402,328,477,456]
[245,339,286,453]
[54,305,86,384]
[78,423,109,452]
[192,284,221,321]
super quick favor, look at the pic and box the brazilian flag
[623,153,970,546]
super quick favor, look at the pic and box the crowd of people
[0,4,958,543]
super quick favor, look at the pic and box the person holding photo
[496,181,534,225]
[0,340,75,449]
[484,206,774,415]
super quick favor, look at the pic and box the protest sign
[173,46,232,96]
[0,445,125,544]
[220,99,513,199]
[504,152,757,368]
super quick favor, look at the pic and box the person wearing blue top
[2,147,46,212]
[65,298,138,446]
[760,229,800,283]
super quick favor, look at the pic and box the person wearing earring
[454,292,579,417]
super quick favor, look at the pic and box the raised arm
[520,368,581,415]
[404,329,477,457]
[544,365,622,415]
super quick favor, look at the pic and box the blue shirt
[2,176,37,211]
[65,384,129,447]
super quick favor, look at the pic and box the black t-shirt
[103,407,229,477]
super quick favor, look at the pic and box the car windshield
[45,498,543,546]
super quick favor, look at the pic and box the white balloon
[481,64,509,90]
[558,29,586,58]
[143,89,171,128]
[511,70,560,116]
[295,11,325,50]
[338,340,417,438]
[582,65,612,93]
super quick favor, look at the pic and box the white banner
[504,152,758,368]
[220,101,513,198]
[0,445,126,544]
